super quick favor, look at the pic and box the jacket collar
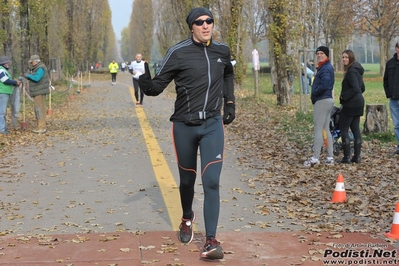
[317,58,329,68]
[191,36,212,47]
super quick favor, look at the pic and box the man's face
[136,54,142,61]
[192,15,213,44]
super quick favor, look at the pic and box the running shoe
[178,211,195,244]
[303,157,320,167]
[200,237,224,260]
[325,157,334,166]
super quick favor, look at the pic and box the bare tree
[120,27,131,61]
[61,0,113,71]
[243,0,268,49]
[225,0,245,86]
[355,0,399,75]
[170,0,196,40]
[19,0,30,73]
[0,3,12,60]
[351,33,377,64]
[267,0,292,105]
[154,0,186,57]
[0,0,118,77]
[128,0,154,63]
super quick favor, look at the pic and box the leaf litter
[227,100,399,236]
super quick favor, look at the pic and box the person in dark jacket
[304,46,335,167]
[383,41,399,154]
[138,7,235,260]
[25,55,49,134]
[339,50,365,163]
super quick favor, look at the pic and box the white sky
[108,0,134,40]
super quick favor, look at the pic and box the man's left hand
[223,103,235,124]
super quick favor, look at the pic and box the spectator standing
[0,56,22,134]
[301,63,314,95]
[384,41,399,154]
[339,50,365,163]
[308,59,315,73]
[307,59,316,91]
[304,46,335,166]
[108,59,119,85]
[138,7,235,260]
[130,53,145,106]
[25,55,49,134]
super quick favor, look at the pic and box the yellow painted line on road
[128,86,197,231]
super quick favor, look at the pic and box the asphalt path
[1,71,287,236]
[1,72,398,266]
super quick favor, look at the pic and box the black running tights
[172,116,224,238]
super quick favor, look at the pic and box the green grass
[362,63,381,73]
[241,63,396,144]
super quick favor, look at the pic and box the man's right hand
[139,62,153,95]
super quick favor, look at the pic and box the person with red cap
[139,6,235,260]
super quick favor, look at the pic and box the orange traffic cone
[384,203,399,240]
[331,174,346,203]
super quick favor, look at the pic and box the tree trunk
[268,0,291,106]
[379,34,387,76]
[2,6,12,63]
[40,13,50,66]
[19,0,30,74]
[363,104,388,134]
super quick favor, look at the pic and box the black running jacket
[145,37,235,123]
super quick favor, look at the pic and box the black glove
[139,62,153,95]
[223,103,235,125]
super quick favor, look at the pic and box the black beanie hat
[316,46,329,57]
[186,7,213,30]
